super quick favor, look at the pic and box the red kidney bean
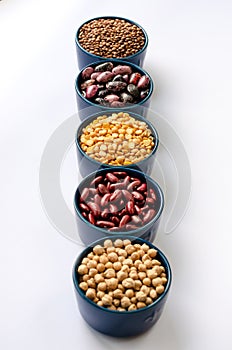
[91,72,101,80]
[101,208,110,219]
[119,215,131,227]
[125,224,138,230]
[137,183,147,192]
[86,85,98,99]
[89,188,98,195]
[80,188,89,201]
[106,173,119,183]
[87,202,100,217]
[110,182,125,190]
[94,194,101,205]
[79,203,90,212]
[100,193,111,207]
[131,215,143,225]
[90,176,103,186]
[132,191,144,201]
[143,209,156,224]
[122,190,132,201]
[110,189,122,202]
[96,71,114,83]
[126,201,135,215]
[111,216,120,225]
[109,204,118,214]
[149,189,157,201]
[140,205,150,212]
[112,171,127,177]
[82,66,94,80]
[81,211,87,218]
[106,181,111,191]
[96,221,115,228]
[112,65,132,75]
[108,227,123,232]
[88,213,96,225]
[98,184,108,195]
[137,75,150,89]
[127,180,141,191]
[134,204,142,214]
[146,197,155,205]
[118,208,128,217]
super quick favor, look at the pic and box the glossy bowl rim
[75,109,159,169]
[75,59,154,108]
[72,235,172,314]
[73,167,164,235]
[75,16,149,61]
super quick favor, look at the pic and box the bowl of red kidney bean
[74,167,164,246]
[75,59,154,120]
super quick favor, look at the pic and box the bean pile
[80,61,150,107]
[78,171,158,231]
[78,239,167,311]
[78,18,145,58]
[80,112,155,166]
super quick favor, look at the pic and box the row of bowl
[72,16,172,337]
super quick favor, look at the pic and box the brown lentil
[78,239,167,311]
[80,112,155,166]
[78,18,145,59]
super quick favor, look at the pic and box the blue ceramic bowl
[72,236,172,337]
[75,16,148,69]
[75,59,154,120]
[75,110,159,177]
[73,167,164,246]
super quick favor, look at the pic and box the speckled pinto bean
[79,62,151,107]
[77,239,167,311]
[78,171,159,231]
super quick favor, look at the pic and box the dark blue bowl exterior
[75,59,153,120]
[75,16,148,70]
[72,236,172,337]
[75,110,159,178]
[74,167,164,246]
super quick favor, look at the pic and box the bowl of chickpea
[72,236,172,337]
[75,110,159,177]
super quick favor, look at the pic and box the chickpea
[123,239,131,246]
[108,305,116,310]
[113,299,121,307]
[117,307,125,312]
[131,252,140,261]
[113,289,123,299]
[143,277,151,286]
[118,249,127,258]
[128,304,137,311]
[122,278,135,289]
[79,282,88,291]
[78,264,88,275]
[123,258,133,267]
[134,259,142,268]
[138,264,146,272]
[86,288,96,300]
[94,274,104,284]
[125,289,134,298]
[138,271,146,280]
[87,278,96,288]
[129,270,138,280]
[148,248,157,258]
[107,246,116,254]
[104,268,115,278]
[93,245,105,255]
[104,239,113,248]
[136,291,147,302]
[162,277,168,284]
[153,265,162,275]
[121,265,129,273]
[93,255,100,262]
[152,259,161,266]
[118,256,125,263]
[87,252,94,259]
[134,279,142,290]
[114,239,124,248]
[145,297,153,305]
[99,255,108,264]
[137,302,146,309]
[147,269,157,279]
[144,260,153,269]
[102,295,113,306]
[142,254,151,262]
[152,277,163,287]
[113,261,122,271]
[140,285,150,295]
[96,263,105,273]
[105,262,113,269]
[98,282,107,291]
[106,278,118,290]
[97,300,104,307]
[125,244,136,255]
[97,291,105,299]
[121,296,131,308]
[134,244,141,250]
[149,288,157,299]
[88,268,98,277]
[82,257,89,265]
[156,285,165,294]
[82,275,89,282]
[137,249,145,257]
[108,252,118,262]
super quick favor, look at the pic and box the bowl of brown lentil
[75,111,159,177]
[75,59,154,120]
[75,16,148,69]
[72,236,172,337]
[73,167,164,246]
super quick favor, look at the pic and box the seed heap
[78,18,145,58]
[78,239,167,311]
[80,112,155,165]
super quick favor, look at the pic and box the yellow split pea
[79,112,155,166]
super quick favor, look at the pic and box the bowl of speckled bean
[72,236,171,337]
[75,59,154,120]
[75,110,159,177]
[75,16,148,69]
[73,167,164,246]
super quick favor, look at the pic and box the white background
[1,0,232,349]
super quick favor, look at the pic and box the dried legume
[78,18,145,59]
[80,112,155,165]
[78,239,167,311]
[79,63,150,106]
[78,170,159,231]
